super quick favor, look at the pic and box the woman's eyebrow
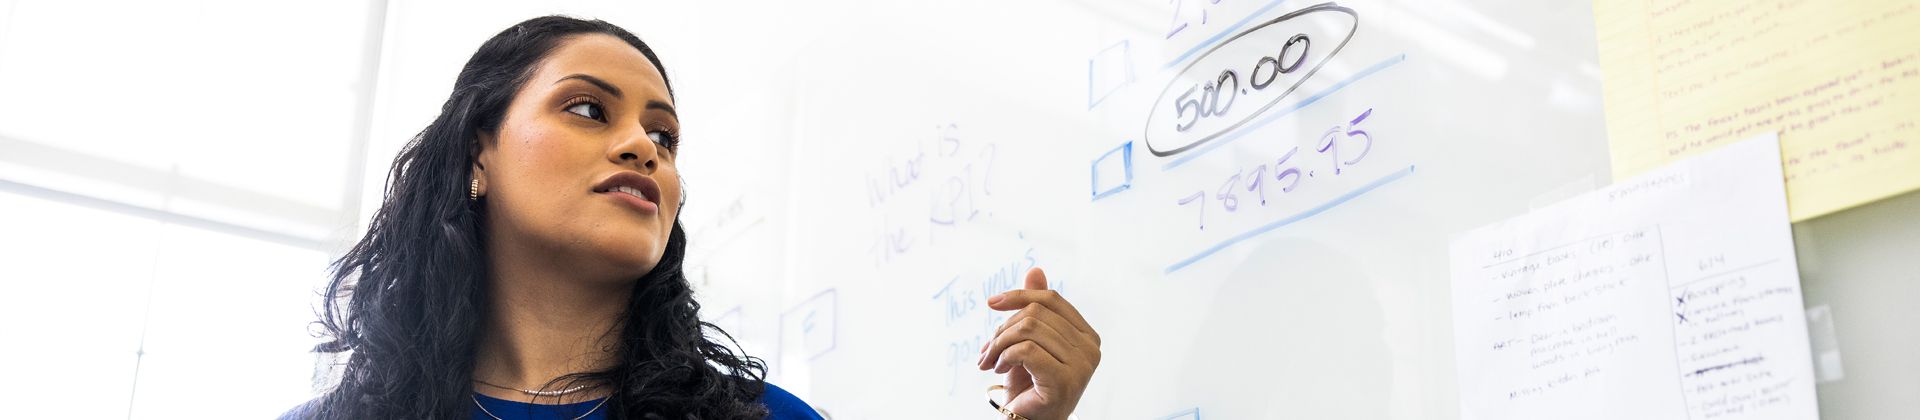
[555,73,623,99]
[555,73,676,119]
[647,100,677,119]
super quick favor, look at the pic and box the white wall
[0,0,381,417]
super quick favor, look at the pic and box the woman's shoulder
[760,383,825,420]
[280,384,820,419]
[276,397,320,420]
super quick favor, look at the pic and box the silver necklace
[472,394,610,420]
[474,379,592,397]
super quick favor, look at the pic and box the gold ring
[986,385,1030,420]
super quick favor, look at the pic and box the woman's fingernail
[987,295,1005,306]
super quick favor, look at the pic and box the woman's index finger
[989,289,1096,337]
[1024,267,1049,290]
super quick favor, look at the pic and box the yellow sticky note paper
[1595,1,1920,221]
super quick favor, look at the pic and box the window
[0,1,382,417]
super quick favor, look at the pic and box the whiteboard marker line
[1162,53,1408,171]
[1165,0,1303,69]
[1165,164,1416,274]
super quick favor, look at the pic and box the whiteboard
[364,1,1918,419]
[698,0,1610,417]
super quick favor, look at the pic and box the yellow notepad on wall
[1595,0,1920,221]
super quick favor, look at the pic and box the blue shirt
[281,383,823,420]
[468,383,821,420]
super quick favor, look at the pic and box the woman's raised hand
[978,267,1101,420]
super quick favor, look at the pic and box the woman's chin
[571,228,670,280]
[592,245,663,279]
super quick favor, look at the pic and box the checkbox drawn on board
[1091,141,1134,201]
[1087,40,1134,110]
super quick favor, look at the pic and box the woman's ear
[471,132,496,197]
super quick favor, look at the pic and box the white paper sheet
[1451,133,1818,420]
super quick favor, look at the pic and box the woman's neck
[472,240,634,403]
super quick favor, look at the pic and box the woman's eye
[648,131,678,149]
[565,102,604,121]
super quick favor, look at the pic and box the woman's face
[474,34,682,282]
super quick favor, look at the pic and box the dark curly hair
[301,15,769,419]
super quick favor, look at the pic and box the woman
[285,16,1101,419]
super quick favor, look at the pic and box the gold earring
[469,178,480,201]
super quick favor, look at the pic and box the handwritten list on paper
[1595,0,1920,220]
[1451,134,1818,420]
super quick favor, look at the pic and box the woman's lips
[591,171,662,215]
[601,188,658,214]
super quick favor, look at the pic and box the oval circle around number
[1143,4,1359,157]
